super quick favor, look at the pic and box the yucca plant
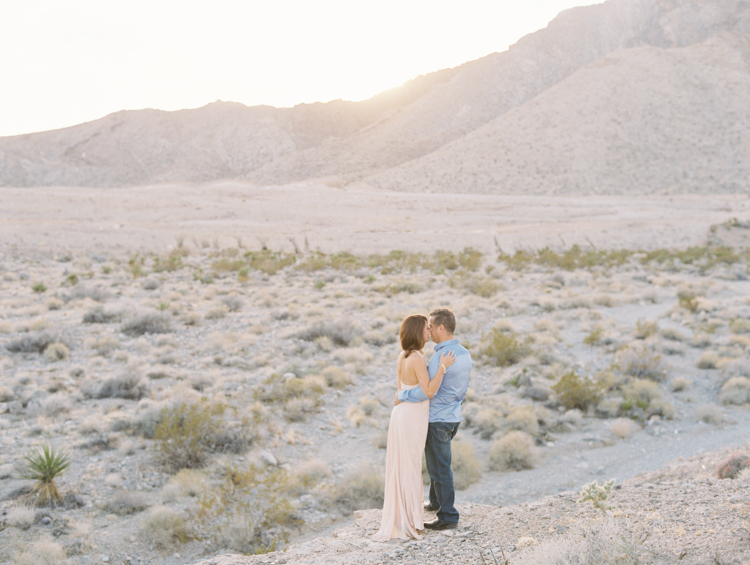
[23,445,71,506]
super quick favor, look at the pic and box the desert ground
[2,183,750,565]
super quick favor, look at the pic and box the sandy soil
[2,182,748,256]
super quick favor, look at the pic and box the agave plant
[23,445,70,506]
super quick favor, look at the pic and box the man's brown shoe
[423,519,458,530]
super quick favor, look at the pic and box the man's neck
[435,335,455,345]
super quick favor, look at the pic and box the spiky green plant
[578,479,615,513]
[23,445,71,506]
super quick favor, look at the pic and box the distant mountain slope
[0,0,748,193]
[365,36,750,194]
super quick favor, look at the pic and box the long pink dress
[372,382,430,542]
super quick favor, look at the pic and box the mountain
[1,0,748,193]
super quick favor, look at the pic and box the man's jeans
[425,421,461,523]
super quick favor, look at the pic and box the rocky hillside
[0,0,748,193]
[190,448,750,565]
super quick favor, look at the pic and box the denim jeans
[425,421,461,523]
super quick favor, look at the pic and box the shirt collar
[434,338,458,351]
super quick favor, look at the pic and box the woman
[372,314,456,542]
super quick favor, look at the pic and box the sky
[0,0,600,138]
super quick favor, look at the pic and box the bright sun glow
[0,0,601,137]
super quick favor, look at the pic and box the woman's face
[422,320,430,346]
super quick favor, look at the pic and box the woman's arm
[412,351,456,398]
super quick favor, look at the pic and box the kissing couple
[372,308,473,541]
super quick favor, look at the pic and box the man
[396,308,472,530]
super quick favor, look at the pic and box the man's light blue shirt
[397,338,472,423]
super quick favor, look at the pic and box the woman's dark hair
[400,314,428,358]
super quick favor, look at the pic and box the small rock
[41,516,52,525]
[102,555,109,563]
[260,451,278,466]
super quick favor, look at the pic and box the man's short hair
[430,308,456,334]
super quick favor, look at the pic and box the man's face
[428,317,436,342]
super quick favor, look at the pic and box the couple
[372,308,473,542]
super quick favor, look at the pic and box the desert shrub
[472,407,503,439]
[719,376,750,405]
[661,327,686,341]
[6,331,61,353]
[298,320,359,347]
[616,347,666,381]
[91,335,120,356]
[244,249,297,274]
[694,404,725,424]
[293,459,331,490]
[153,248,188,272]
[610,418,640,439]
[82,306,122,324]
[489,431,536,471]
[552,371,603,411]
[482,329,531,367]
[634,319,658,340]
[168,469,207,497]
[376,280,425,296]
[196,465,297,553]
[283,397,320,422]
[0,386,13,402]
[697,352,720,369]
[65,284,110,302]
[204,305,229,320]
[254,374,325,404]
[7,504,35,529]
[97,368,148,400]
[142,506,189,549]
[43,342,69,362]
[505,406,540,436]
[671,377,691,392]
[141,278,160,290]
[451,441,482,490]
[121,312,172,336]
[32,282,47,293]
[729,318,750,334]
[154,402,227,470]
[690,332,712,348]
[620,379,673,419]
[46,297,64,310]
[333,466,384,511]
[222,295,243,312]
[716,452,750,479]
[14,538,66,565]
[105,490,151,515]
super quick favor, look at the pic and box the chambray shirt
[397,338,472,423]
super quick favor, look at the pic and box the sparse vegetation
[482,328,532,367]
[552,371,603,411]
[488,431,537,471]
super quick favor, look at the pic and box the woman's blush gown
[372,383,429,541]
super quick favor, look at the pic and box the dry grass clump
[45,297,64,310]
[166,469,207,498]
[13,538,66,565]
[610,418,640,439]
[96,368,148,400]
[660,327,687,341]
[694,404,725,424]
[690,332,712,348]
[43,342,69,362]
[321,366,353,389]
[7,504,35,529]
[5,331,62,353]
[451,440,482,490]
[620,379,674,420]
[298,319,360,347]
[204,305,229,320]
[697,352,720,369]
[716,452,750,479]
[616,346,666,381]
[105,490,152,515]
[141,506,189,549]
[505,406,540,436]
[90,335,120,356]
[488,431,537,471]
[293,459,332,489]
[82,306,122,324]
[719,376,750,405]
[332,466,384,511]
[671,377,691,392]
[634,318,658,339]
[729,318,750,334]
[121,312,172,336]
[513,518,640,565]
